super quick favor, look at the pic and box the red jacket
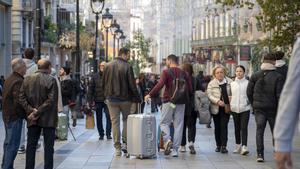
[149,67,192,103]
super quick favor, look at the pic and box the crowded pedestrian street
[1,0,300,169]
[1,109,299,169]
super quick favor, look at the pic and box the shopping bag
[86,113,95,129]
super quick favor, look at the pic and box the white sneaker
[240,145,249,155]
[233,144,241,154]
[179,146,186,152]
[115,149,122,156]
[171,150,179,157]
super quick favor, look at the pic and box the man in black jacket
[274,51,288,82]
[103,47,141,156]
[1,58,26,169]
[19,59,58,169]
[247,53,284,163]
[88,61,112,140]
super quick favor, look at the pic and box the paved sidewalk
[0,110,299,169]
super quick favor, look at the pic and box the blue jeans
[1,118,23,169]
[95,102,111,137]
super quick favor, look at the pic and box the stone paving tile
[1,111,300,169]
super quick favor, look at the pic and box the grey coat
[274,36,300,152]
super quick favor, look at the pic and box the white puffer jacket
[230,77,251,113]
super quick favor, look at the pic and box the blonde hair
[212,65,227,78]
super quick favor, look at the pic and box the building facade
[191,0,265,76]
[0,0,12,77]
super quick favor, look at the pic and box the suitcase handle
[137,101,151,114]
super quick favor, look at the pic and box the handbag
[224,104,231,114]
[85,111,95,129]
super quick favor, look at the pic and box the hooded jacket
[23,58,38,77]
[246,63,284,114]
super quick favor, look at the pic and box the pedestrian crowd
[1,35,300,169]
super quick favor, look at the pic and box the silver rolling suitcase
[127,103,157,159]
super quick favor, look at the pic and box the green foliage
[256,0,300,48]
[125,30,152,77]
[43,16,57,44]
[216,0,300,49]
[250,43,264,72]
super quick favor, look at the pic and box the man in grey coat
[274,35,300,169]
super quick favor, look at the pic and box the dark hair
[274,51,285,60]
[119,47,130,56]
[62,67,71,75]
[236,65,246,72]
[37,59,51,70]
[24,48,35,59]
[183,63,193,76]
[263,52,276,61]
[167,54,178,64]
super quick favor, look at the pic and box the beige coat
[207,77,232,115]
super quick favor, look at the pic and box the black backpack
[168,69,189,104]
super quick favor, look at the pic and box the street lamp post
[120,34,126,48]
[111,19,120,59]
[91,0,105,72]
[102,8,113,62]
[116,29,123,56]
[34,0,42,61]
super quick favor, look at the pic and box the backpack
[168,69,189,104]
[194,90,211,124]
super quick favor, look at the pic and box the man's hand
[275,152,293,169]
[28,108,38,121]
[144,95,151,103]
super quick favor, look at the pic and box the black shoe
[257,154,264,162]
[189,145,196,155]
[72,119,77,127]
[206,124,211,128]
[221,147,228,154]
[107,135,112,140]
[99,136,104,140]
[215,146,221,152]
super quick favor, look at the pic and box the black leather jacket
[88,72,105,102]
[19,70,58,127]
[103,57,140,102]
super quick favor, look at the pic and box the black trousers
[181,111,197,146]
[232,111,250,146]
[95,102,111,137]
[212,107,230,147]
[26,126,55,169]
[255,112,276,155]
